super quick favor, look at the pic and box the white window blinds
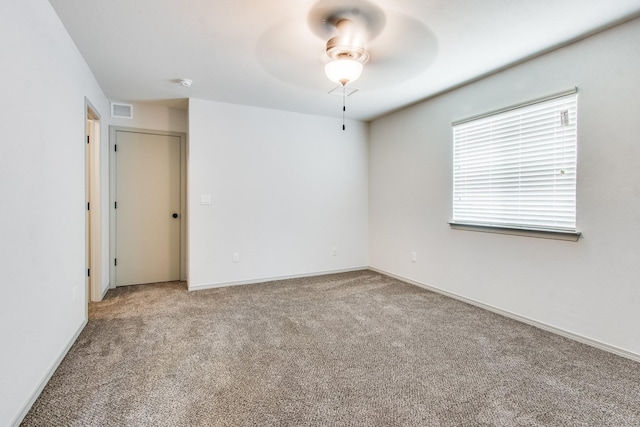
[452,91,578,232]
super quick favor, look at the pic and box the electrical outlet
[411,252,417,262]
[232,252,239,263]
[332,246,337,256]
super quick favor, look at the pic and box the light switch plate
[200,195,212,205]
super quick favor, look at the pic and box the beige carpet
[22,270,640,426]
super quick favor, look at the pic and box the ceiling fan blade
[361,12,438,87]
[257,17,328,89]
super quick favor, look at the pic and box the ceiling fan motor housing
[326,39,369,63]
[326,19,369,64]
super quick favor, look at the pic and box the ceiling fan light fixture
[324,58,363,86]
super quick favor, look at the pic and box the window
[451,90,578,237]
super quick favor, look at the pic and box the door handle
[172,213,179,218]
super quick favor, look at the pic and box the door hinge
[87,135,90,144]
[114,258,117,266]
[114,201,117,209]
[114,144,117,152]
[87,202,90,211]
[87,268,90,277]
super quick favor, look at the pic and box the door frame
[85,98,103,303]
[109,126,187,288]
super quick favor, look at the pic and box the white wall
[188,99,368,288]
[369,18,640,358]
[0,1,110,425]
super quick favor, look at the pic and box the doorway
[110,127,187,287]
[86,100,102,302]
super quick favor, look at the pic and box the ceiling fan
[308,0,386,87]
[256,0,437,126]
[309,0,436,87]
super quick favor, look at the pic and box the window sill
[449,222,581,242]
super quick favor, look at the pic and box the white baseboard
[188,267,369,291]
[369,267,640,363]
[11,319,88,427]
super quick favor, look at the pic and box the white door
[115,130,181,286]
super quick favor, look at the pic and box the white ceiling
[49,0,640,121]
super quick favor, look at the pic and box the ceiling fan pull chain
[342,85,346,131]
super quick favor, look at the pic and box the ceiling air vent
[111,102,133,119]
